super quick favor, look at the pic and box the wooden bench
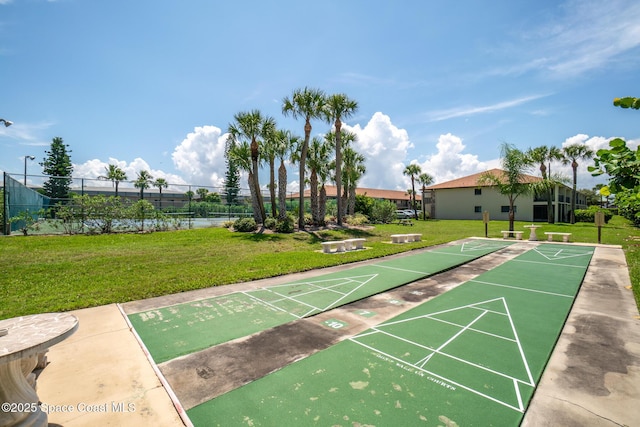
[544,232,572,243]
[344,238,366,250]
[391,234,422,243]
[501,231,524,240]
[321,241,346,253]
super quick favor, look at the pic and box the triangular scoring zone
[351,297,535,412]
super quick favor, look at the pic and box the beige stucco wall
[428,187,535,221]
[425,186,585,222]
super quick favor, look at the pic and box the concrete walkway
[36,239,640,426]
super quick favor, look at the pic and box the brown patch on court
[160,319,343,409]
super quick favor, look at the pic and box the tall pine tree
[224,140,241,205]
[41,137,73,201]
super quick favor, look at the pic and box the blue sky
[1,0,639,193]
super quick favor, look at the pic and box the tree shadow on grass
[231,231,285,242]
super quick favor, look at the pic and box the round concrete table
[523,224,541,241]
[0,313,78,427]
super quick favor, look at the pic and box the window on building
[501,205,516,213]
[474,206,482,213]
[474,188,482,195]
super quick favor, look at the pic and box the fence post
[2,172,8,235]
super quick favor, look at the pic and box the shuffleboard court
[128,240,511,364]
[187,243,594,426]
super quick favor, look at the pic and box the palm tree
[527,145,555,223]
[227,110,276,223]
[102,164,127,197]
[403,163,422,219]
[273,130,300,220]
[562,144,594,224]
[134,170,153,200]
[324,93,358,226]
[342,146,366,215]
[261,125,280,218]
[227,141,262,223]
[418,172,434,219]
[307,136,332,225]
[282,87,327,229]
[153,178,168,209]
[478,143,534,232]
[196,188,209,201]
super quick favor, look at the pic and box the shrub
[304,213,314,226]
[574,206,613,224]
[233,217,258,232]
[275,215,295,233]
[369,200,397,224]
[263,217,277,230]
[345,213,369,226]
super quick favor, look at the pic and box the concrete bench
[321,241,346,253]
[391,234,422,243]
[344,238,366,250]
[501,231,524,240]
[544,232,572,243]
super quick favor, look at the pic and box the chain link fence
[2,172,300,235]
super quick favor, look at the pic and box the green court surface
[187,243,594,426]
[128,240,510,363]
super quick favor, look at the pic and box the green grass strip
[129,241,511,363]
[187,243,594,426]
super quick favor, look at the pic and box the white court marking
[243,274,379,318]
[350,297,535,412]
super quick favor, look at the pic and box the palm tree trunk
[247,172,262,223]
[348,186,356,215]
[412,178,418,219]
[250,139,265,223]
[278,162,287,220]
[335,119,343,226]
[310,170,319,225]
[298,122,311,229]
[341,187,348,220]
[319,185,327,226]
[269,159,277,218]
[571,162,578,224]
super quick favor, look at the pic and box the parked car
[396,209,417,219]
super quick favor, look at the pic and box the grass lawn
[1,217,639,320]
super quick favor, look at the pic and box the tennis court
[186,243,594,426]
[128,240,511,364]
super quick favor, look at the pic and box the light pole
[0,118,13,127]
[24,155,35,185]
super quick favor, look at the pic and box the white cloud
[171,125,228,188]
[419,133,494,185]
[553,133,629,190]
[344,112,413,191]
[73,157,188,191]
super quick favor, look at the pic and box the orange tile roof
[426,168,542,190]
[293,186,420,201]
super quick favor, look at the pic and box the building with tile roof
[293,186,419,210]
[424,168,587,222]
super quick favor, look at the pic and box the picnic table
[0,313,78,427]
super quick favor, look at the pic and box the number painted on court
[323,319,348,329]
